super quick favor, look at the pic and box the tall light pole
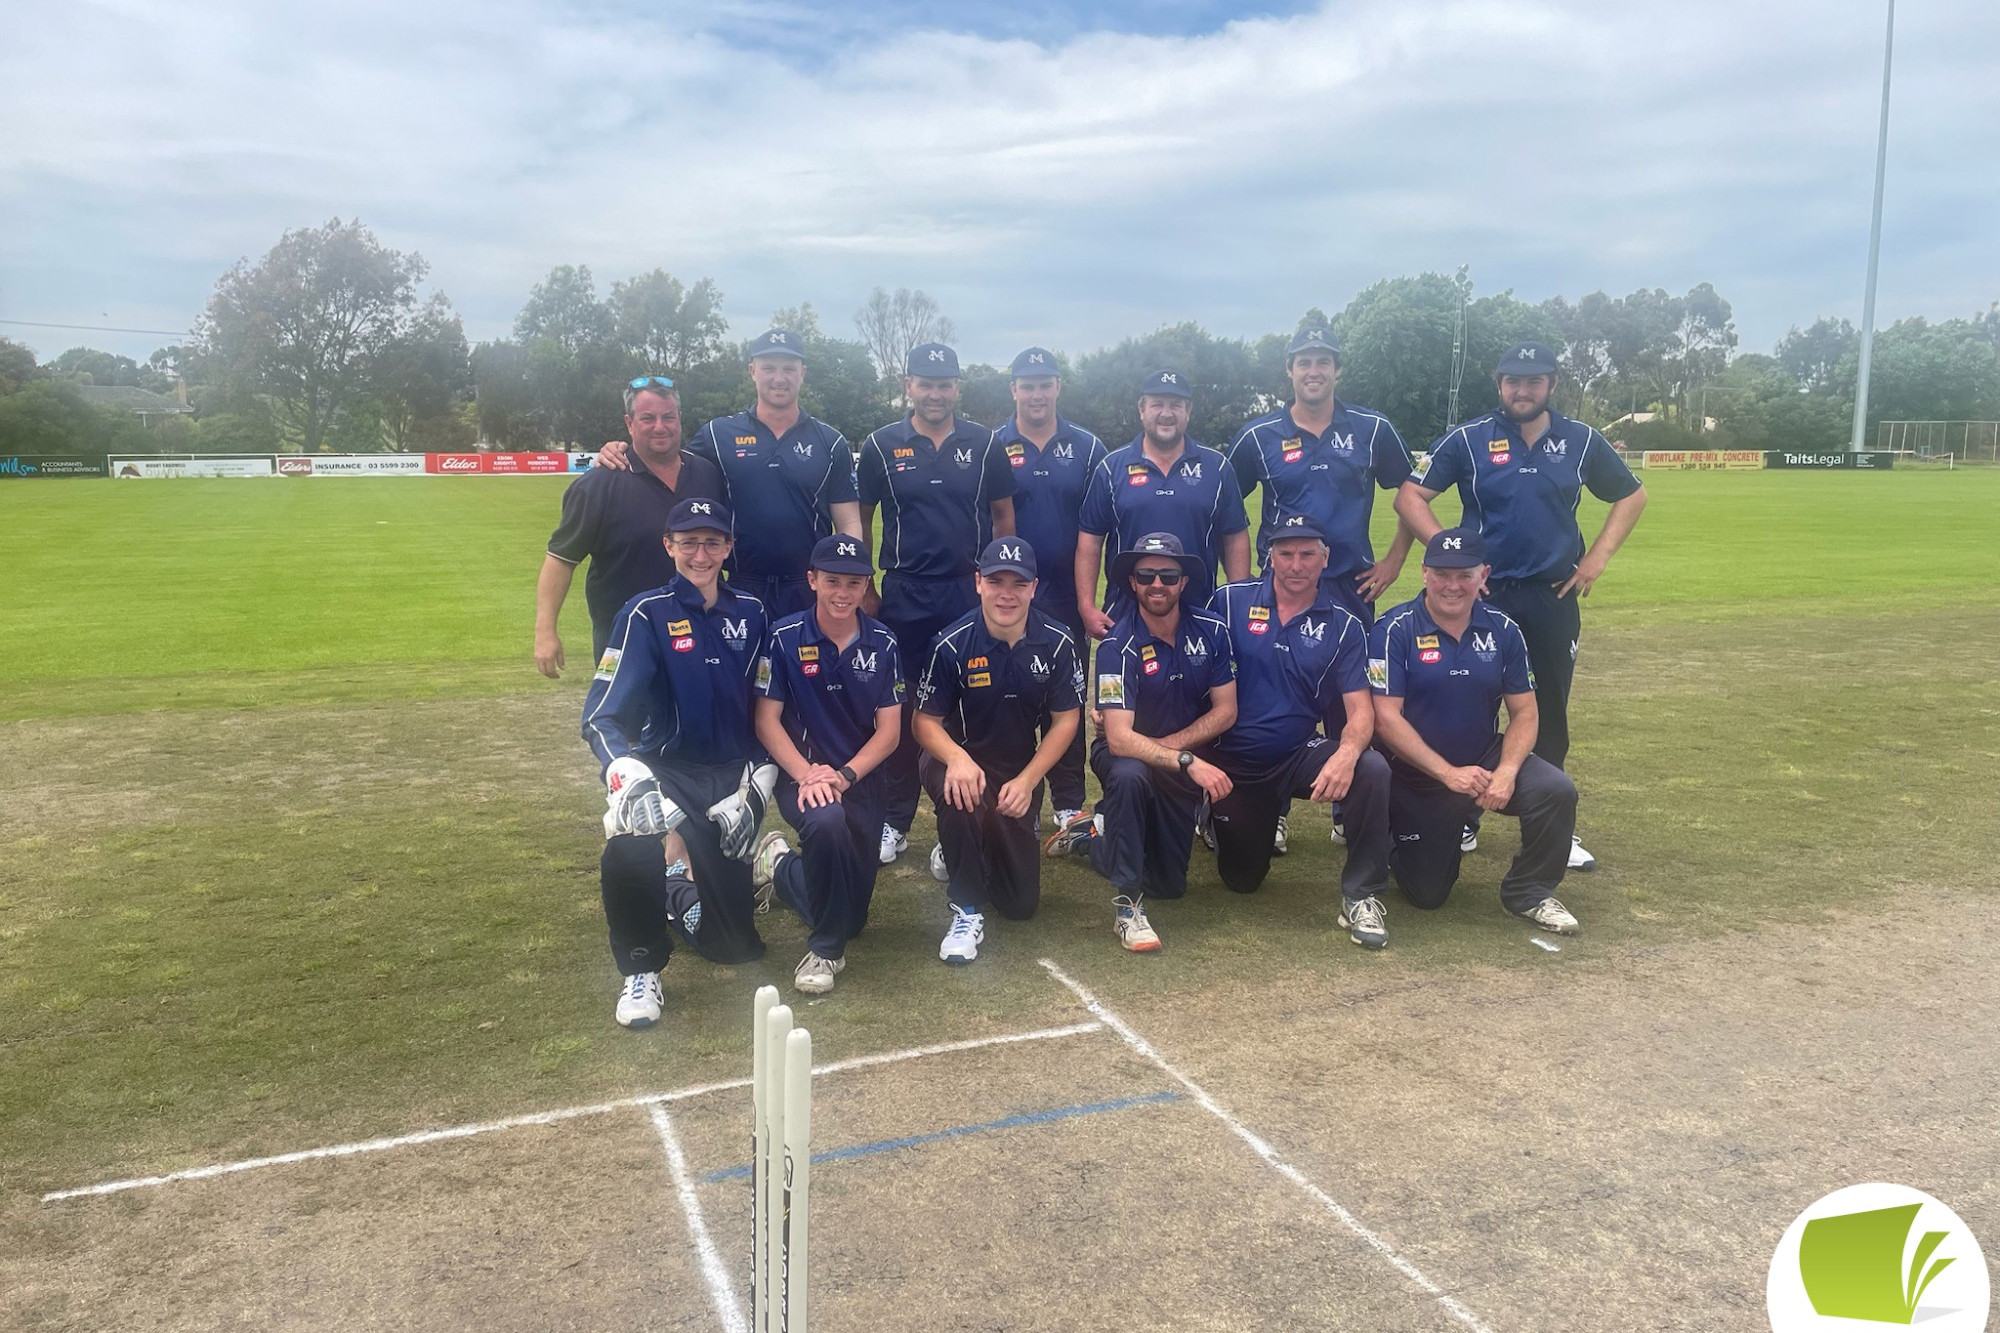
[1848,0,1896,454]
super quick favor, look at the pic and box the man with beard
[537,376,725,673]
[996,346,1106,832]
[1394,341,1646,871]
[856,343,1016,866]
[1045,533,1236,953]
[1076,369,1250,637]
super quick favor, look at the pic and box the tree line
[4,218,1998,459]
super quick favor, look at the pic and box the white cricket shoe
[1330,818,1346,846]
[1113,896,1161,952]
[930,843,950,883]
[1273,814,1290,855]
[1567,836,1597,872]
[794,952,844,994]
[1461,825,1479,853]
[750,831,790,912]
[939,907,985,964]
[1053,808,1083,832]
[1513,896,1580,936]
[614,971,663,1029]
[879,825,908,865]
[1337,895,1388,949]
[1044,809,1098,857]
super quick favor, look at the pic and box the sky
[3,0,1997,368]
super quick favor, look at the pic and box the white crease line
[1038,959,1496,1333]
[651,1106,749,1333]
[41,1020,1102,1203]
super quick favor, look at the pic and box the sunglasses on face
[629,375,676,391]
[1131,569,1185,586]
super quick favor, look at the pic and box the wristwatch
[1176,750,1195,772]
[837,765,859,785]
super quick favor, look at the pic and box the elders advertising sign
[424,452,570,474]
[278,454,427,476]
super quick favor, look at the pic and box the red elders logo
[673,636,696,653]
[1419,649,1442,664]
[277,457,312,476]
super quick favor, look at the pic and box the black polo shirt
[1094,605,1235,740]
[581,576,768,773]
[686,409,857,580]
[856,416,1014,581]
[916,607,1084,776]
[756,609,903,768]
[547,450,727,642]
[1368,595,1534,767]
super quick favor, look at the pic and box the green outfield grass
[2,470,1998,1204]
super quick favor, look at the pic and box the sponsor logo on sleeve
[754,656,772,692]
[1366,658,1388,691]
[1411,452,1433,479]
[596,649,622,681]
[1097,674,1126,706]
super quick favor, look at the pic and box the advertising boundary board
[425,452,571,474]
[1640,450,1767,471]
[1764,451,1896,470]
[110,457,276,479]
[277,455,427,476]
[1,456,104,478]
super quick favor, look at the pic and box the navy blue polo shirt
[548,450,727,641]
[581,576,768,773]
[687,410,857,579]
[856,416,1015,581]
[916,608,1084,776]
[995,415,1106,619]
[1079,439,1248,608]
[1095,606,1235,740]
[1228,401,1410,578]
[1411,410,1641,581]
[756,609,903,768]
[1368,596,1534,767]
[1207,575,1369,766]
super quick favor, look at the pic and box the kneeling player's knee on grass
[602,834,662,879]
[1393,871,1453,909]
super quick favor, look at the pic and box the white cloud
[2,0,1995,365]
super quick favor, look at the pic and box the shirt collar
[1255,572,1343,622]
[997,416,1077,449]
[891,415,981,449]
[668,574,740,613]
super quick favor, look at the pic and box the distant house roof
[77,384,192,415]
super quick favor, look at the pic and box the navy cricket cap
[1267,511,1328,545]
[906,343,961,378]
[666,497,733,536]
[1495,341,1558,377]
[1138,368,1193,399]
[1109,531,1204,587]
[746,328,805,361]
[1286,326,1342,360]
[976,537,1037,580]
[808,533,873,575]
[1009,347,1059,378]
[1423,527,1487,568]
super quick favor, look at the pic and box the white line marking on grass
[1038,959,1495,1333]
[651,1106,749,1333]
[41,1020,1102,1203]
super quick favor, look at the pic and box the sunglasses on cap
[1131,569,1185,586]
[628,375,676,391]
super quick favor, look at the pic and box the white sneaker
[939,907,985,964]
[793,952,844,994]
[1053,808,1083,832]
[1461,825,1478,853]
[1329,818,1346,846]
[614,971,663,1028]
[1113,896,1161,952]
[750,831,790,912]
[1337,895,1388,949]
[879,825,908,865]
[1043,809,1097,857]
[929,843,949,883]
[1567,836,1597,872]
[1273,815,1289,856]
[1513,896,1580,935]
